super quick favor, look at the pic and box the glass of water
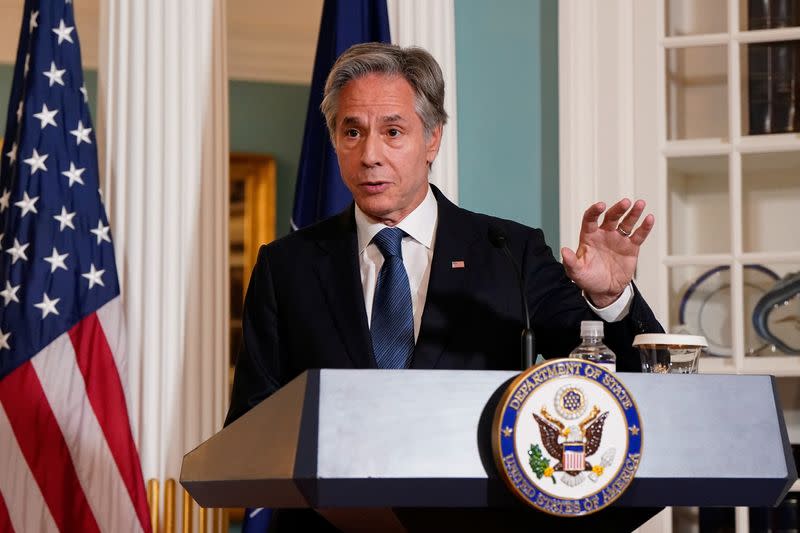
[633,334,708,374]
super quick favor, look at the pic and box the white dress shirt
[356,186,438,341]
[355,185,632,341]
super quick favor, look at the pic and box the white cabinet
[559,1,800,531]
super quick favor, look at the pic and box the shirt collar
[355,185,438,253]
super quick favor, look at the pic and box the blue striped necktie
[370,227,415,369]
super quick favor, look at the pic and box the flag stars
[91,220,111,244]
[6,142,17,165]
[82,264,106,289]
[0,189,10,212]
[29,10,38,32]
[5,238,29,264]
[43,61,66,87]
[54,206,77,231]
[14,192,39,218]
[70,120,92,145]
[14,191,39,218]
[16,101,23,122]
[0,329,9,351]
[23,148,48,174]
[34,293,60,319]
[52,19,75,45]
[61,162,85,187]
[43,247,69,273]
[80,84,88,103]
[0,281,20,306]
[33,103,58,129]
[24,53,30,76]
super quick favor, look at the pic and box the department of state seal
[492,359,642,517]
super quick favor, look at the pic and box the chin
[359,199,398,221]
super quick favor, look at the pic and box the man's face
[333,73,442,225]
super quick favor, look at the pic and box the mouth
[359,181,391,193]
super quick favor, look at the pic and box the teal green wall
[455,0,560,246]
[228,81,309,238]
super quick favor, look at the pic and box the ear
[425,125,443,166]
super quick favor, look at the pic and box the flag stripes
[0,486,13,533]
[0,402,58,533]
[70,313,150,531]
[0,361,102,533]
[30,332,132,533]
[0,299,146,533]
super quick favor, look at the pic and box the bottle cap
[580,320,604,338]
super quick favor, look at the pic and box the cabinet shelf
[663,138,730,157]
[738,134,800,153]
[699,356,800,377]
[661,27,800,48]
[662,33,729,48]
[664,252,800,265]
[735,27,800,44]
[664,254,733,266]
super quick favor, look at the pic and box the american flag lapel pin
[451,260,465,269]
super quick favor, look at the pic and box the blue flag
[290,0,391,230]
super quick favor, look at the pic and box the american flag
[0,1,150,532]
[563,443,586,473]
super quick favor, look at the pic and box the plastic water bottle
[568,321,616,372]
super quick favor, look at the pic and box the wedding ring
[617,226,632,237]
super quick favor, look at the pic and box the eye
[387,128,400,137]
[344,128,359,138]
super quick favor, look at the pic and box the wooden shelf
[663,253,800,265]
[735,27,800,44]
[699,356,800,377]
[664,254,732,266]
[662,33,729,48]
[698,357,739,374]
[738,134,800,153]
[663,138,730,157]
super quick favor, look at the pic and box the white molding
[559,0,663,306]
[561,0,644,251]
[387,0,459,204]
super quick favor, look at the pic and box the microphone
[488,225,536,370]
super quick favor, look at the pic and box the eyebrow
[340,114,407,126]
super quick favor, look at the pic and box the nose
[360,131,383,168]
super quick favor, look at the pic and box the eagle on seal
[532,406,609,475]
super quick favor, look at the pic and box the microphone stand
[489,226,536,369]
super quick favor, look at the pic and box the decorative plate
[679,264,779,357]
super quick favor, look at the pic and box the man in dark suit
[225,42,663,531]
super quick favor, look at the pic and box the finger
[616,199,646,235]
[629,213,655,246]
[598,198,632,230]
[580,202,606,235]
[561,246,578,275]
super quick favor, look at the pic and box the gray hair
[321,42,448,142]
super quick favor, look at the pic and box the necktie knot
[373,227,405,259]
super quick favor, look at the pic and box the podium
[181,369,797,532]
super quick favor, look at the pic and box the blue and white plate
[679,265,779,357]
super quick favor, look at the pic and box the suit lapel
[314,208,377,369]
[412,187,481,369]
